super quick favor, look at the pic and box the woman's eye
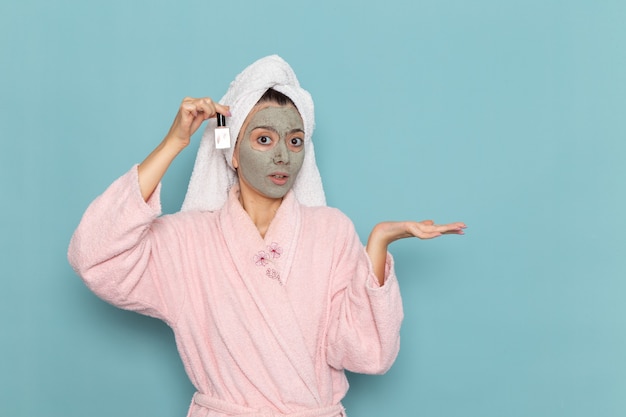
[290,137,303,147]
[257,136,272,145]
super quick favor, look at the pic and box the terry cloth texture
[68,166,403,416]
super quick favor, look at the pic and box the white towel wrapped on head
[181,55,326,212]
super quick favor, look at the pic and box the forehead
[243,104,304,133]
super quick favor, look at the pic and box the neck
[238,186,283,239]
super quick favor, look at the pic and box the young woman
[69,55,465,417]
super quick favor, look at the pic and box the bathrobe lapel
[219,186,321,404]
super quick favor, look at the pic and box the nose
[272,140,290,165]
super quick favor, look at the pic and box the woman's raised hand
[374,220,466,244]
[165,97,231,150]
[138,97,230,201]
[366,220,466,286]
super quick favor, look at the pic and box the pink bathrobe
[68,166,403,417]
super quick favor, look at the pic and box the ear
[231,147,239,169]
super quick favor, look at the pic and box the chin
[263,189,290,199]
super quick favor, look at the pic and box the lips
[269,172,289,186]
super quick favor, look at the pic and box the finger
[431,221,466,230]
[180,97,216,118]
[438,224,466,235]
[405,222,442,239]
[434,225,464,233]
[195,100,231,120]
[442,229,465,235]
[444,222,466,229]
[178,99,209,134]
[181,100,201,118]
[215,103,231,117]
[189,115,207,134]
[418,231,443,239]
[190,98,216,120]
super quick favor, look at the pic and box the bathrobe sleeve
[325,213,404,375]
[68,166,185,324]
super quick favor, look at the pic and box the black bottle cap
[217,113,226,127]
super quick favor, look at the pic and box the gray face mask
[235,105,305,199]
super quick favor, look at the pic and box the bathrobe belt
[193,393,345,417]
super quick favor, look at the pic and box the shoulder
[152,209,220,233]
[300,205,357,235]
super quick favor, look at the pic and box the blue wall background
[2,1,625,416]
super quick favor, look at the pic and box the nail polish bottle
[215,113,231,149]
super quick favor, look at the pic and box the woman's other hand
[138,98,230,201]
[366,220,466,286]
[371,220,466,244]
[164,97,231,151]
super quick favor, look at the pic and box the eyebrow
[252,126,304,135]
